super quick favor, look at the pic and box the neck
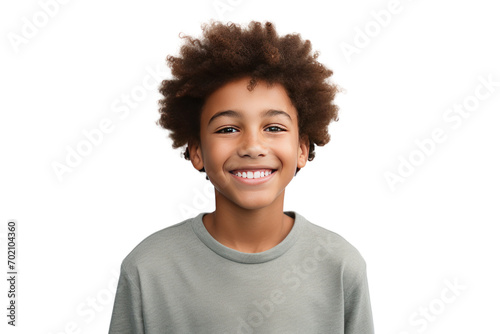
[203,190,294,253]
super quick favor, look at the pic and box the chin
[231,194,282,211]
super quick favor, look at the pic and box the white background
[1,0,499,333]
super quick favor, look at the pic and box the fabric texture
[109,212,374,334]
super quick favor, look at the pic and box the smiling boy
[109,21,374,333]
[191,77,304,254]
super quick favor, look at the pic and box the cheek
[273,139,300,161]
[203,142,230,171]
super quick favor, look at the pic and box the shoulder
[120,216,197,275]
[295,212,367,277]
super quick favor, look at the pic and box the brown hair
[158,21,339,162]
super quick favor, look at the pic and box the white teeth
[233,170,273,179]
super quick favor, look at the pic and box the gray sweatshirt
[109,211,374,333]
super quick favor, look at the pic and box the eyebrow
[207,109,292,125]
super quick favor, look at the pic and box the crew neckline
[191,211,304,264]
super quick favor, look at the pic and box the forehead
[201,77,297,121]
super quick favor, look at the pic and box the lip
[230,165,276,171]
[229,169,276,185]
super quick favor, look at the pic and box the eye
[265,126,286,132]
[215,127,238,134]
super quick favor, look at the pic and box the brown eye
[216,127,238,133]
[265,126,285,132]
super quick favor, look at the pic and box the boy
[109,21,374,333]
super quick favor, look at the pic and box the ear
[188,140,204,171]
[297,135,310,169]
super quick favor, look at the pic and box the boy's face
[189,77,309,211]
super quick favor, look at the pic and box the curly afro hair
[157,21,339,162]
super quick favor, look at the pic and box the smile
[230,169,275,179]
[229,169,276,185]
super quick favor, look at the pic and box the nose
[237,130,268,158]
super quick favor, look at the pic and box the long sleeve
[109,266,145,334]
[343,261,374,334]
